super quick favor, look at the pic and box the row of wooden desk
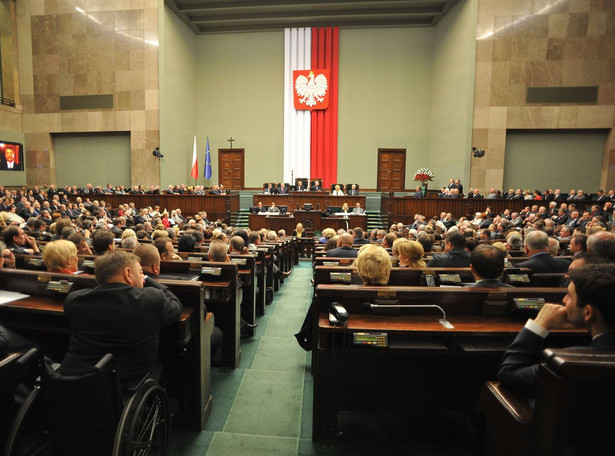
[310,283,587,441]
[2,236,301,432]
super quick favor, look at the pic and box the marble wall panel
[471,0,615,191]
[17,0,160,186]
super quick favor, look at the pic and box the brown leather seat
[480,348,615,456]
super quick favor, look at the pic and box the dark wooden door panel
[219,149,245,190]
[377,149,406,191]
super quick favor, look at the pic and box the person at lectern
[311,180,322,191]
[268,202,280,213]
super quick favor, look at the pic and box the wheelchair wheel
[114,379,171,456]
[4,386,49,456]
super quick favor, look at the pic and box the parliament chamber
[2,0,615,454]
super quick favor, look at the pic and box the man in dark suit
[347,184,359,196]
[59,251,182,387]
[464,244,514,288]
[278,183,289,194]
[596,190,609,203]
[0,146,22,170]
[311,180,322,191]
[517,230,570,273]
[498,264,615,396]
[325,233,358,258]
[426,230,470,267]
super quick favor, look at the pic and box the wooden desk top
[319,314,526,335]
[0,294,194,344]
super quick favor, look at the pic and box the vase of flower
[413,168,435,196]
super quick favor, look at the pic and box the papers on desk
[258,212,282,215]
[0,290,30,305]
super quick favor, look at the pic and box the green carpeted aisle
[171,261,480,455]
[171,260,314,456]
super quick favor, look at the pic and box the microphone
[363,302,454,329]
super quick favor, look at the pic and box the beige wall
[338,28,434,189]
[429,0,477,190]
[160,3,198,187]
[471,0,615,192]
[16,0,160,187]
[7,0,615,192]
[196,31,285,188]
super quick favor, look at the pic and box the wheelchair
[0,348,40,451]
[4,353,171,456]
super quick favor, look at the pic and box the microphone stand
[364,303,454,329]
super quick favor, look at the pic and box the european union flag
[204,136,212,179]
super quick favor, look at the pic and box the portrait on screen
[0,142,24,171]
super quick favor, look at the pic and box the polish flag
[190,135,198,180]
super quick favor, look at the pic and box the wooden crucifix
[227,137,235,148]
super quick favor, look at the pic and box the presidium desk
[250,193,367,232]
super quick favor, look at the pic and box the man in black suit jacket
[59,251,182,387]
[517,230,570,273]
[325,233,358,258]
[311,180,322,191]
[347,184,359,196]
[464,244,514,288]
[498,264,615,396]
[426,230,470,267]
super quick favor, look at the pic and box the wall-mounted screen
[0,141,24,171]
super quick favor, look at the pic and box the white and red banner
[284,27,339,188]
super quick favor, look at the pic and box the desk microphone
[362,302,454,329]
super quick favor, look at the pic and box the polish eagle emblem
[293,69,329,110]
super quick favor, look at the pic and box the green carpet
[207,432,298,456]
[223,369,304,437]
[251,336,307,372]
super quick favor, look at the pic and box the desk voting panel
[311,284,588,441]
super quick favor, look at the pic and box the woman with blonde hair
[121,228,136,240]
[293,223,305,237]
[355,244,392,285]
[396,240,426,268]
[318,227,336,244]
[42,239,79,274]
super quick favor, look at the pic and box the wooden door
[218,149,244,190]
[377,149,406,191]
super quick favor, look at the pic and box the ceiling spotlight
[152,147,163,158]
[472,147,485,158]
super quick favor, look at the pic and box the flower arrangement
[414,167,435,183]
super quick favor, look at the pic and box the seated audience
[517,230,570,273]
[292,223,304,237]
[396,240,426,268]
[426,231,470,267]
[154,237,182,261]
[92,230,115,255]
[208,240,230,262]
[355,245,392,285]
[133,244,224,364]
[58,251,182,387]
[3,225,40,255]
[498,264,615,396]
[325,233,357,258]
[465,244,512,288]
[42,239,79,273]
[178,234,197,252]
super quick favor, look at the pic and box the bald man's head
[338,233,354,247]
